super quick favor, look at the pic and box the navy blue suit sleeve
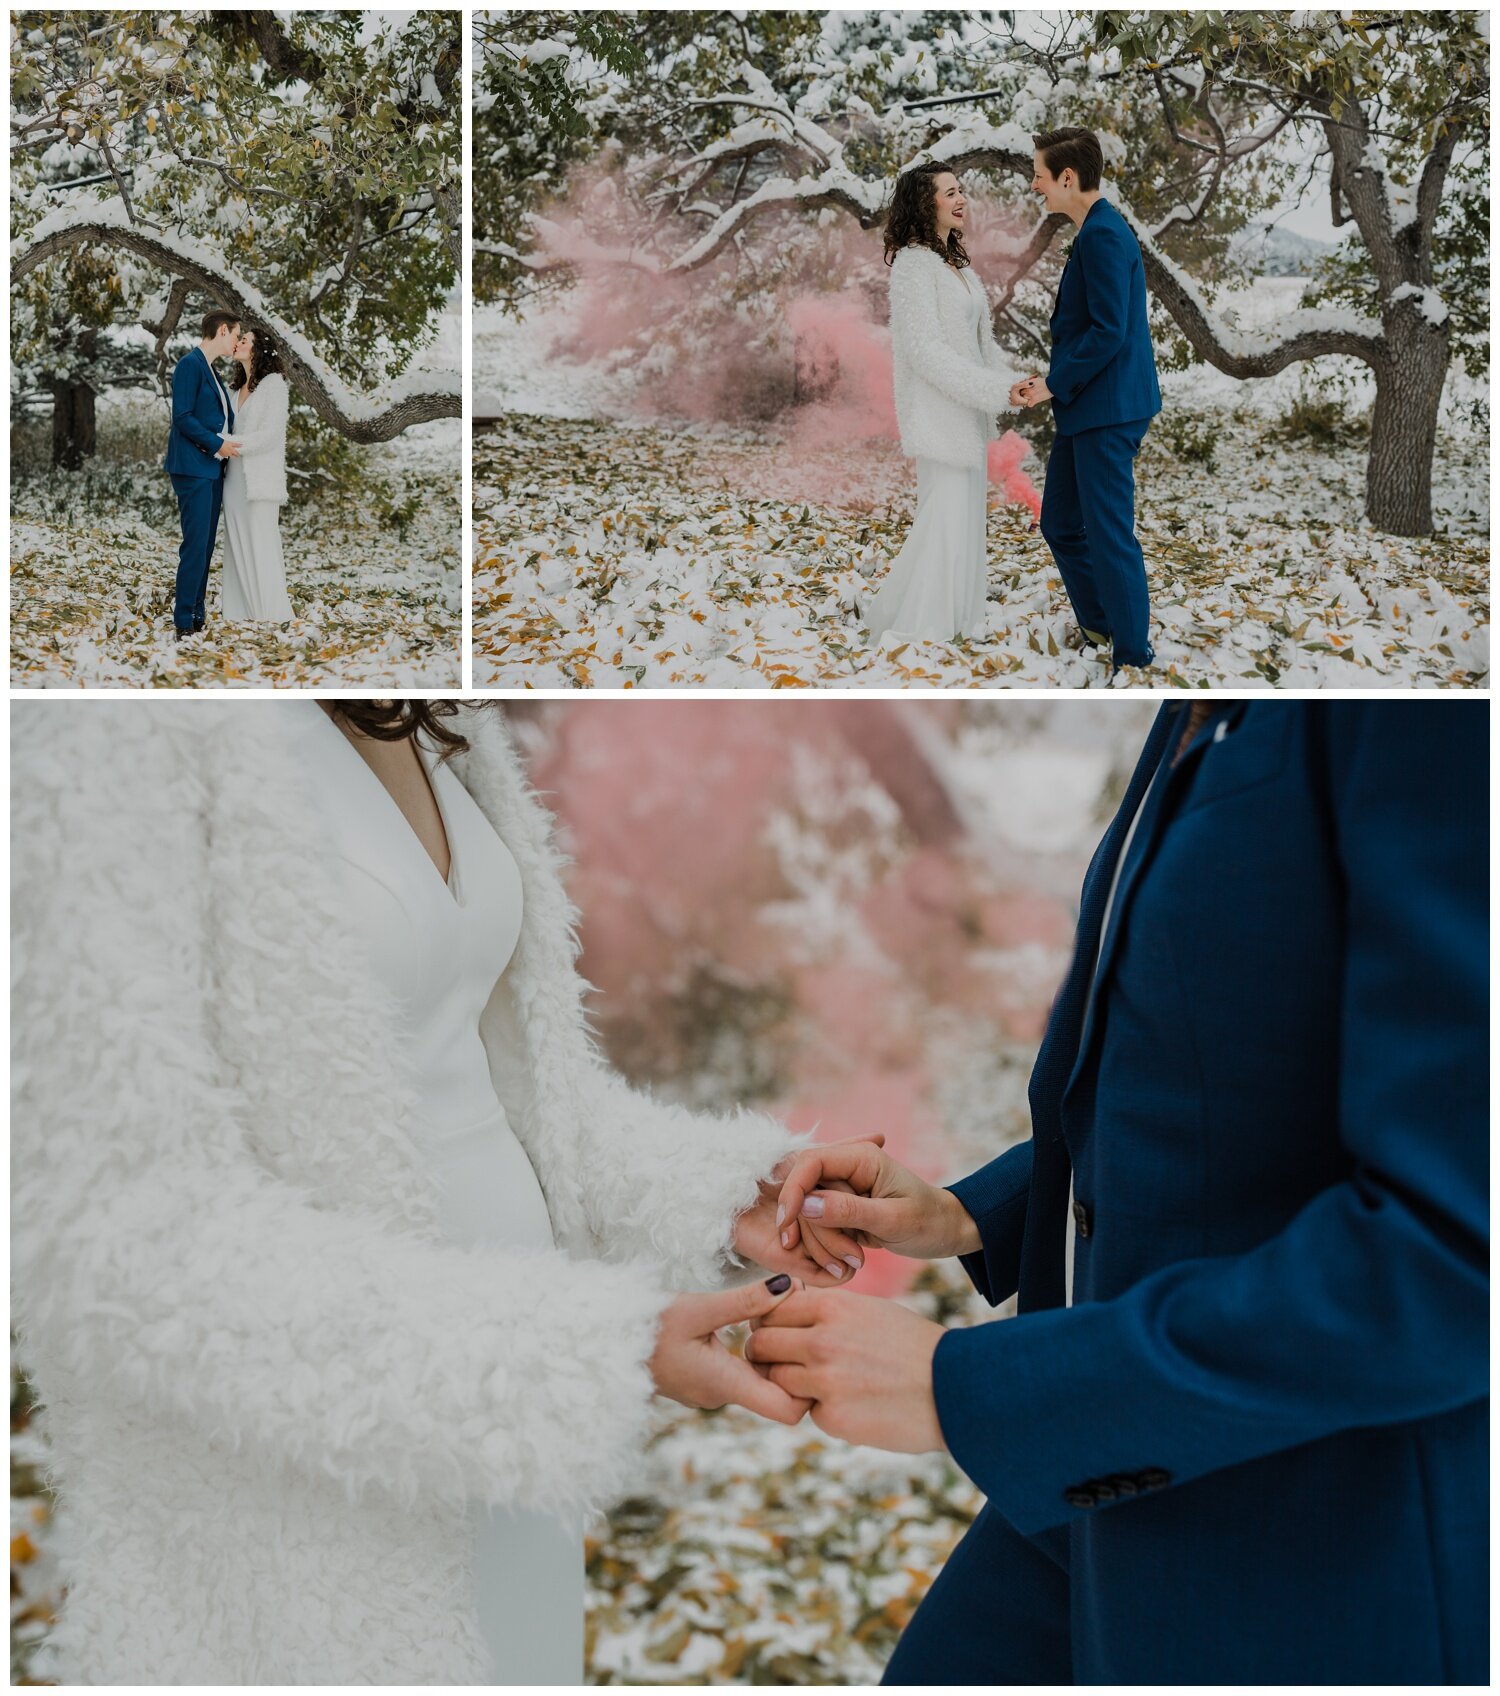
[932,702,1488,1535]
[172,358,224,457]
[948,1140,1033,1305]
[1046,221,1132,403]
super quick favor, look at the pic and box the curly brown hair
[322,700,500,760]
[883,162,970,269]
[230,323,283,393]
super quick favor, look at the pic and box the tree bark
[50,378,96,469]
[1366,304,1448,536]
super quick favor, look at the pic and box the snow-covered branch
[12,204,459,441]
[1119,201,1385,374]
[664,167,887,272]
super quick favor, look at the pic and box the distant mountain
[1229,221,1335,278]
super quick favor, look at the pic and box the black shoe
[1110,649,1157,681]
[192,620,206,633]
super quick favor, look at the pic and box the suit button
[1110,1475,1139,1497]
[1091,1480,1118,1501]
[1064,1486,1097,1509]
[1139,1468,1171,1489]
[1071,1200,1092,1238]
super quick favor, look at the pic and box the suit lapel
[1063,700,1249,1106]
[1016,705,1177,1311]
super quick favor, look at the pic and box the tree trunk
[51,379,97,470]
[1365,306,1448,536]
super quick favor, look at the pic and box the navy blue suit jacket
[164,348,234,479]
[933,701,1488,1682]
[1047,198,1161,436]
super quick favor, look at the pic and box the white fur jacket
[887,245,1020,471]
[226,370,289,503]
[10,701,800,1685]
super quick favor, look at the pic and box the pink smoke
[989,430,1042,519]
[527,168,1044,515]
[519,700,1087,1295]
[784,287,1041,514]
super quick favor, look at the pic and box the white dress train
[308,704,584,1685]
[221,380,293,622]
[864,266,993,645]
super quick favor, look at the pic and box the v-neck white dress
[863,265,991,647]
[304,704,583,1684]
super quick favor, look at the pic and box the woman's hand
[733,1134,888,1285]
[775,1140,981,1262]
[650,1278,811,1426]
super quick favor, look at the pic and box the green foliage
[1091,10,1490,374]
[1272,391,1370,449]
[10,10,459,390]
[1158,410,1220,469]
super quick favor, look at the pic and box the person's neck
[198,340,220,362]
[1065,189,1104,227]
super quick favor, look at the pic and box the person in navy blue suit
[755,701,1488,1683]
[1011,128,1162,673]
[164,309,242,642]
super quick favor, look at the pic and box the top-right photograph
[473,9,1489,692]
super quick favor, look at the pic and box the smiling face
[1031,152,1070,212]
[930,171,967,240]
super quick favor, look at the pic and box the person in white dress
[11,699,881,1686]
[862,164,1020,648]
[220,323,294,622]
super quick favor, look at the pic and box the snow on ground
[10,414,461,689]
[587,1261,991,1685]
[472,293,1488,690]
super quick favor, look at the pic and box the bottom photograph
[9,696,1489,1687]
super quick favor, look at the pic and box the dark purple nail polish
[765,1274,791,1295]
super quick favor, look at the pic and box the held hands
[216,439,242,458]
[774,1139,982,1264]
[1008,374,1053,409]
[746,1289,946,1453]
[734,1133,895,1286]
[650,1277,811,1426]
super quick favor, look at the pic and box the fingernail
[802,1195,826,1219]
[843,1255,862,1271]
[825,1262,843,1279]
[765,1274,791,1295]
[776,1204,785,1227]
[781,1229,793,1249]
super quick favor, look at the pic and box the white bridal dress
[307,704,583,1685]
[221,381,293,622]
[863,265,991,646]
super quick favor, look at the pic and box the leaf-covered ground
[10,426,461,689]
[585,1264,988,1686]
[472,405,1488,691]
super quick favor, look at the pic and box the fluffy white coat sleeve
[888,248,1016,415]
[227,371,289,459]
[572,1065,808,1290]
[9,713,671,1524]
[452,711,809,1292]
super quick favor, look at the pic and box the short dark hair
[200,309,240,339]
[1033,127,1103,192]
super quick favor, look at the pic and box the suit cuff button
[1064,1486,1097,1509]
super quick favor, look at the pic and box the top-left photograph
[9,9,462,688]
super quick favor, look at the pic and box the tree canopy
[11,9,461,439]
